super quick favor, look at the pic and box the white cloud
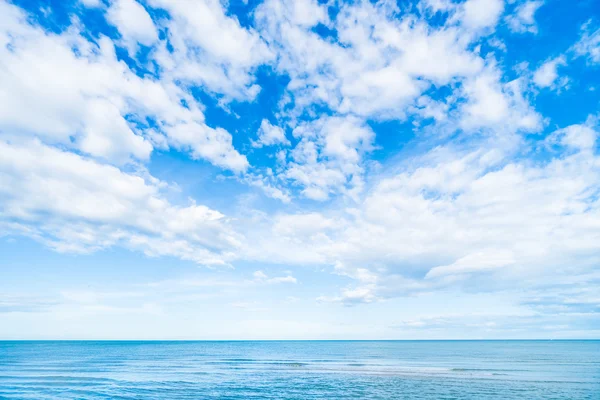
[1,0,599,339]
[318,285,378,305]
[281,116,375,200]
[148,0,272,101]
[267,276,298,284]
[425,250,516,279]
[0,11,151,164]
[0,1,248,171]
[461,0,505,30]
[273,212,336,237]
[548,122,598,151]
[573,21,600,64]
[506,1,544,34]
[533,55,567,89]
[290,0,327,27]
[253,270,268,280]
[460,66,542,132]
[107,0,158,50]
[253,270,297,284]
[244,173,292,203]
[421,0,455,13]
[0,139,240,265]
[78,98,153,163]
[80,0,102,7]
[242,116,600,304]
[150,0,269,67]
[249,0,547,206]
[165,123,249,172]
[255,0,484,120]
[253,119,290,147]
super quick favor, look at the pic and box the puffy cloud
[0,7,150,164]
[255,0,484,120]
[460,0,505,30]
[282,116,375,200]
[107,0,158,50]
[460,66,542,132]
[243,117,600,306]
[548,121,598,151]
[0,1,248,171]
[0,139,240,265]
[148,0,272,101]
[533,56,568,89]
[506,1,544,34]
[253,120,290,147]
[1,0,599,338]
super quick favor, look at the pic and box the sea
[0,340,598,399]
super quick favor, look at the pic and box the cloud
[230,301,267,311]
[0,1,248,171]
[148,0,272,101]
[318,284,378,305]
[461,0,505,30]
[253,270,297,284]
[253,270,268,280]
[385,310,592,337]
[253,119,290,147]
[573,21,600,64]
[272,212,337,237]
[255,0,484,120]
[0,139,240,265]
[425,250,516,279]
[533,56,568,89]
[107,0,158,50]
[243,116,600,306]
[244,173,292,203]
[460,66,542,132]
[506,1,544,34]
[0,0,599,338]
[0,294,58,313]
[267,276,298,284]
[280,116,375,200]
[249,0,541,204]
[547,120,598,151]
[60,290,145,304]
[80,0,102,7]
[0,6,151,164]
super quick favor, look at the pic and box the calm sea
[0,340,598,399]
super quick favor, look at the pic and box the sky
[0,0,599,340]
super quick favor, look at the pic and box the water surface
[0,340,598,399]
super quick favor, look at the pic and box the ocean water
[0,341,598,399]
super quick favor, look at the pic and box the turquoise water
[0,341,598,399]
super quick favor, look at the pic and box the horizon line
[1,338,598,342]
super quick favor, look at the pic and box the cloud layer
[1,0,599,338]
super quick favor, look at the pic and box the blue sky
[0,0,599,339]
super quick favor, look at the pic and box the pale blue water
[0,341,598,399]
